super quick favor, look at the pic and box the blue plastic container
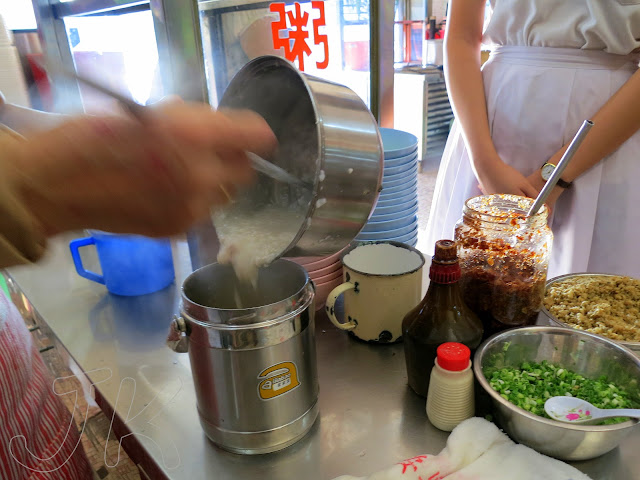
[380,128,419,158]
[384,147,419,167]
[382,165,419,188]
[70,231,175,296]
[388,230,419,246]
[372,198,418,216]
[361,213,417,233]
[383,155,418,176]
[356,221,418,241]
[377,187,418,206]
[370,204,419,223]
[381,178,418,195]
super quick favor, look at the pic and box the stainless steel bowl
[474,326,640,461]
[213,55,383,261]
[540,273,640,353]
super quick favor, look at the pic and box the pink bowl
[289,248,345,270]
[311,267,343,284]
[314,276,343,311]
[307,260,342,278]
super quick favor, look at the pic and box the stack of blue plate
[356,128,419,247]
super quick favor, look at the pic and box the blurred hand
[8,102,277,237]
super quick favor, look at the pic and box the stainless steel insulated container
[168,259,318,454]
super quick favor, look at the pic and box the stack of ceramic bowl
[288,249,344,311]
[355,128,419,247]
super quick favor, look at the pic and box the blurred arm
[0,101,65,135]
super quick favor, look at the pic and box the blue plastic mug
[70,231,175,296]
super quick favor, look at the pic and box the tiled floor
[26,163,441,480]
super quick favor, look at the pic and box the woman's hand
[525,170,564,213]
[473,155,539,199]
[8,102,277,238]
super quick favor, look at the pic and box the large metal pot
[168,259,319,454]
[188,55,383,269]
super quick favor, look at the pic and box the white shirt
[483,0,640,55]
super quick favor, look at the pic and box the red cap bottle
[436,342,471,371]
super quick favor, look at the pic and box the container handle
[166,316,189,353]
[69,237,105,284]
[325,283,357,331]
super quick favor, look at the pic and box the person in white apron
[424,0,640,279]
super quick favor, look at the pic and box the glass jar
[454,194,553,338]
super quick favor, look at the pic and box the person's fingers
[208,147,254,184]
[153,104,278,155]
[215,108,278,155]
[520,182,539,200]
[16,106,274,237]
[150,94,184,107]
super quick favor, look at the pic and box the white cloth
[424,43,640,279]
[332,417,592,480]
[483,0,640,55]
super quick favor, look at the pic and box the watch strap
[541,162,573,189]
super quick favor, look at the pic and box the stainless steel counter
[6,234,639,480]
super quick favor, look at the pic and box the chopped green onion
[487,360,639,425]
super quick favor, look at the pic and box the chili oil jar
[454,194,553,338]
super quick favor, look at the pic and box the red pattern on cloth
[398,455,429,474]
[0,292,93,479]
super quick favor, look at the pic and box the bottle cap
[430,240,461,284]
[433,240,457,263]
[436,342,471,371]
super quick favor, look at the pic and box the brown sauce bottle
[402,240,484,397]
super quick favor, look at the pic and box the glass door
[197,0,372,108]
[32,0,164,113]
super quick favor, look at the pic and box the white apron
[423,46,640,279]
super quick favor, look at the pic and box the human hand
[473,156,538,199]
[525,170,564,214]
[9,102,277,238]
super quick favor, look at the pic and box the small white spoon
[544,396,640,424]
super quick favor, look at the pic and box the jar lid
[436,342,470,371]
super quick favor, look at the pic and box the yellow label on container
[257,361,300,400]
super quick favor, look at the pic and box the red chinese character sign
[270,1,329,71]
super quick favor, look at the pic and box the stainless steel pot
[168,259,319,454]
[188,55,383,269]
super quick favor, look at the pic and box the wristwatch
[540,162,573,189]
